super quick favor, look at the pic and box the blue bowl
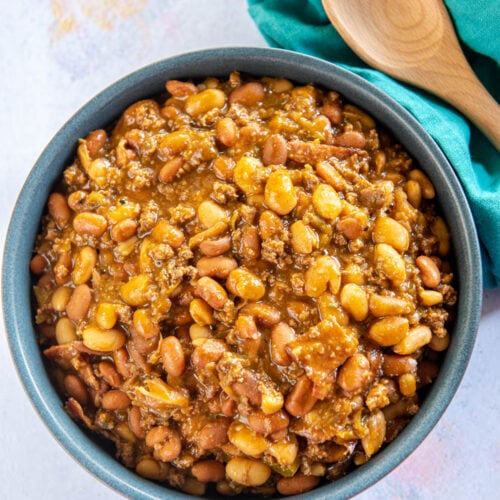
[2,48,482,499]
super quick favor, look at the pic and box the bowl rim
[2,47,482,500]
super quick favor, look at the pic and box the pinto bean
[334,130,366,148]
[216,117,238,147]
[416,256,441,288]
[195,276,228,310]
[160,336,186,377]
[337,353,372,392]
[146,426,182,462]
[361,410,386,457]
[111,218,138,242]
[240,302,281,326]
[85,129,107,158]
[54,251,72,285]
[221,393,236,417]
[192,460,226,483]
[66,284,92,321]
[73,212,107,237]
[102,390,130,410]
[48,192,71,228]
[191,339,227,369]
[240,225,261,260]
[98,360,123,387]
[229,82,265,106]
[130,326,159,357]
[382,354,417,376]
[262,134,288,165]
[277,474,320,496]
[128,406,145,439]
[321,101,343,125]
[196,256,237,279]
[67,190,87,212]
[113,347,132,379]
[234,315,259,340]
[285,375,317,417]
[247,410,289,435]
[199,236,232,256]
[271,322,296,366]
[232,370,262,406]
[166,79,197,97]
[213,155,235,182]
[159,156,184,183]
[64,374,89,406]
[198,418,230,450]
[30,255,47,274]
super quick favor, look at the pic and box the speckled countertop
[0,1,498,498]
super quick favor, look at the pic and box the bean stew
[31,73,457,496]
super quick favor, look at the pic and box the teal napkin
[248,0,500,288]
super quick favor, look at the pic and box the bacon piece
[287,140,368,164]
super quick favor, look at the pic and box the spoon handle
[396,38,500,150]
[434,74,499,151]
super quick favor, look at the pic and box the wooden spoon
[322,0,500,149]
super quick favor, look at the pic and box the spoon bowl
[322,0,500,149]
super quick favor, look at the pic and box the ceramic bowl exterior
[2,48,482,499]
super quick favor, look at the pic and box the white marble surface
[0,1,498,498]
